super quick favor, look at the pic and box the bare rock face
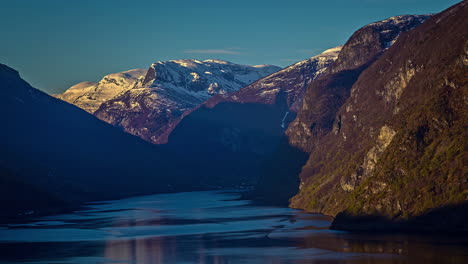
[288,1,467,231]
[93,60,280,144]
[331,15,431,74]
[286,14,431,153]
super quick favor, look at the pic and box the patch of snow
[281,112,290,129]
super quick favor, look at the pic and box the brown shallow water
[0,190,466,263]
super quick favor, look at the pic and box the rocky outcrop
[288,1,467,231]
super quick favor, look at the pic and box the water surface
[0,190,466,263]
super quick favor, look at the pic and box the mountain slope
[206,46,342,113]
[93,60,280,144]
[287,14,431,152]
[0,64,183,220]
[289,1,467,231]
[55,69,147,113]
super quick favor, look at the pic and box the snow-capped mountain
[205,46,342,113]
[55,69,147,113]
[141,59,280,96]
[93,60,280,144]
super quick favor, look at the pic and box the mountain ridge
[287,1,467,231]
[76,60,281,144]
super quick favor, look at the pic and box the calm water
[0,191,466,264]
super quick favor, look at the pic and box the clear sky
[0,0,460,94]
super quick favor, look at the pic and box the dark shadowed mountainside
[162,48,343,197]
[0,64,187,221]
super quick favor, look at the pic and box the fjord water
[0,191,466,264]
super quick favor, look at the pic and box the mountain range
[2,0,466,232]
[56,60,280,144]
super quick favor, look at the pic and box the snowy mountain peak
[91,60,281,144]
[140,59,281,95]
[319,46,343,57]
[100,68,147,82]
[203,59,231,64]
[97,68,147,88]
[54,81,97,102]
[368,14,431,27]
[205,46,343,113]
[55,68,147,113]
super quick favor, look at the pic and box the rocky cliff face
[287,14,431,153]
[93,60,280,144]
[331,15,430,73]
[288,1,467,231]
[55,69,147,113]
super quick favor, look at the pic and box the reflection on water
[0,191,466,264]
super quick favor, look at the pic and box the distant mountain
[54,60,280,144]
[205,46,342,113]
[288,1,467,231]
[55,69,147,113]
[0,64,185,220]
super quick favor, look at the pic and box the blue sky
[0,0,460,94]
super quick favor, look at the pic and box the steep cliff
[289,1,467,231]
[287,14,431,152]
